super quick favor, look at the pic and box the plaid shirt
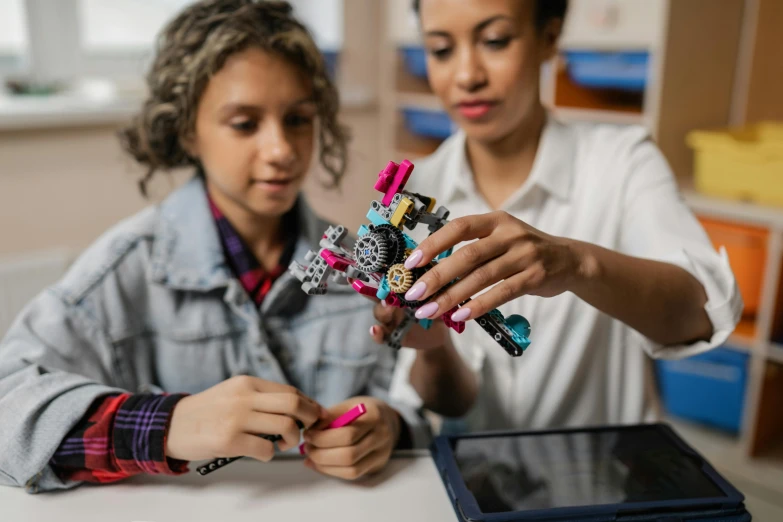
[50,193,298,483]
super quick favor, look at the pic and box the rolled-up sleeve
[619,139,744,359]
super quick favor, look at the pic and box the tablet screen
[453,426,726,514]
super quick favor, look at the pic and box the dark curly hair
[120,0,349,196]
[411,0,569,30]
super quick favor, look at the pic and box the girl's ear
[539,17,564,63]
[181,132,199,159]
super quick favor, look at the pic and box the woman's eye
[230,119,257,133]
[484,37,510,50]
[429,47,452,60]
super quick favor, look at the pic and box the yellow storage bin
[687,122,783,206]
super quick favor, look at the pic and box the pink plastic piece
[385,294,404,308]
[376,159,414,207]
[319,249,352,271]
[352,279,379,297]
[373,161,397,193]
[442,306,466,334]
[300,403,367,455]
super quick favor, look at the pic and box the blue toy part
[366,208,390,227]
[418,318,433,330]
[402,233,418,251]
[488,309,531,351]
[437,247,453,260]
[376,276,391,300]
[357,224,370,237]
[505,314,531,345]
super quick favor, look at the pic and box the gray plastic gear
[354,234,389,273]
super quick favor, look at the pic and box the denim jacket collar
[149,175,325,293]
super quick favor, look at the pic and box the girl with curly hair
[0,0,426,493]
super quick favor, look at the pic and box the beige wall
[0,107,381,257]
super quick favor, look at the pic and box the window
[0,0,29,73]
[78,0,195,53]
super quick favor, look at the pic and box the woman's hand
[401,211,589,322]
[166,376,327,462]
[301,397,401,480]
[370,299,451,351]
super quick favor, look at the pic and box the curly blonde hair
[120,0,349,196]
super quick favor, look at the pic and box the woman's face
[191,47,316,219]
[419,0,559,144]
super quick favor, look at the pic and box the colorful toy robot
[289,159,531,356]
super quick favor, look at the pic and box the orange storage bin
[699,218,767,317]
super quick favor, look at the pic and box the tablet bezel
[430,423,745,522]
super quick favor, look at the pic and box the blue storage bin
[401,46,428,78]
[656,346,749,433]
[563,50,649,91]
[321,49,339,79]
[401,107,453,140]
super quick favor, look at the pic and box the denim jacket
[0,177,430,492]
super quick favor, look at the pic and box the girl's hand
[402,211,588,322]
[301,397,401,480]
[369,300,451,351]
[166,376,327,462]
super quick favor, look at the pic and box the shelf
[396,92,443,111]
[551,106,646,126]
[395,52,433,96]
[770,344,783,364]
[394,116,443,158]
[552,54,646,115]
[684,190,783,230]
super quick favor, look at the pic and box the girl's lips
[252,178,295,193]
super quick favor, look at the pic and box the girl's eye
[230,119,258,133]
[285,114,314,127]
[484,37,511,50]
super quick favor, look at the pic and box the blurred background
[0,0,782,511]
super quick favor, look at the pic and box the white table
[4,449,779,522]
[2,451,457,522]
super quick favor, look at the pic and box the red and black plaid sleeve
[50,393,189,483]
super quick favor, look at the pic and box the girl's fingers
[305,448,389,481]
[250,392,323,430]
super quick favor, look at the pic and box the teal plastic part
[376,276,391,300]
[366,208,390,227]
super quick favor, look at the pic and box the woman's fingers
[412,254,522,321]
[403,215,496,270]
[448,269,543,320]
[403,237,507,306]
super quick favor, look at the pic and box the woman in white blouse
[377,0,743,432]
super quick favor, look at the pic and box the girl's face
[191,47,316,219]
[419,0,560,144]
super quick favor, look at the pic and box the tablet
[430,423,750,522]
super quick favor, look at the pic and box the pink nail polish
[451,308,471,322]
[404,250,423,269]
[405,282,426,301]
[415,302,439,319]
[381,299,388,307]
[369,326,377,336]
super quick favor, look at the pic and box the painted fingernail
[415,302,439,319]
[405,282,426,301]
[370,326,377,336]
[404,250,423,269]
[451,308,471,322]
[381,299,388,307]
